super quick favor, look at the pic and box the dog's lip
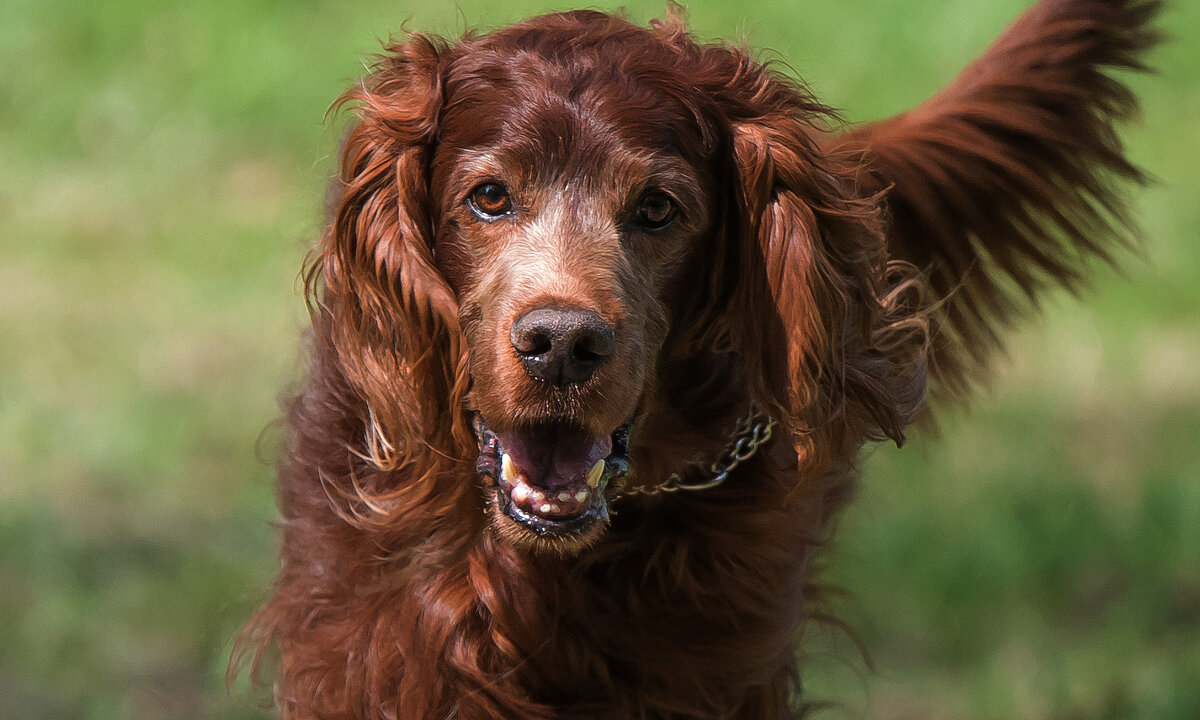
[474,416,631,532]
[496,483,610,537]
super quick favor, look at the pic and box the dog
[239,1,1159,717]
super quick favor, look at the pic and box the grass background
[1,0,1196,717]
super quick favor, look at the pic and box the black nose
[510,307,615,387]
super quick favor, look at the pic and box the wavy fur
[835,0,1161,396]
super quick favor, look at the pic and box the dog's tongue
[496,426,611,491]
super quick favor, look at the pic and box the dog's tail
[835,0,1161,397]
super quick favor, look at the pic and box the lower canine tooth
[501,454,518,483]
[586,459,605,488]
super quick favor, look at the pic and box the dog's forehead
[436,45,712,186]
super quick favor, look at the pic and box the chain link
[616,412,777,497]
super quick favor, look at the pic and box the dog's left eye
[633,191,677,231]
[468,183,513,219]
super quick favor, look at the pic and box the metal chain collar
[616,412,777,497]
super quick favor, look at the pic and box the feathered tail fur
[836,0,1161,397]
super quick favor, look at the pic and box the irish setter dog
[241,0,1158,717]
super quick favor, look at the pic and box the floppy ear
[833,0,1160,398]
[702,48,929,466]
[310,34,470,470]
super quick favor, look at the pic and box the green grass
[1,0,1196,717]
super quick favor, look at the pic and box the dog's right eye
[468,183,513,219]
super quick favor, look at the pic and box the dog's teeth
[511,484,529,503]
[541,503,554,514]
[586,459,605,488]
[558,491,572,503]
[501,454,518,483]
[530,490,544,504]
[575,489,588,502]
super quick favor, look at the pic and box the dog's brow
[450,149,505,182]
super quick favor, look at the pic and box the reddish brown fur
[238,1,1158,717]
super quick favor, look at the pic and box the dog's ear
[832,0,1160,399]
[309,34,470,470]
[698,47,928,464]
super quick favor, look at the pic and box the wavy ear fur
[698,46,929,467]
[311,33,471,471]
[836,0,1160,398]
[231,33,478,705]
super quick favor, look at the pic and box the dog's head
[313,10,927,553]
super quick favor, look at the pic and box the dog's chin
[474,416,631,555]
[487,486,610,555]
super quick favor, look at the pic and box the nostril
[572,343,601,363]
[570,325,615,364]
[514,330,552,357]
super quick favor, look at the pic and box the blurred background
[1,0,1196,717]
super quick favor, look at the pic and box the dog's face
[319,11,926,556]
[429,40,721,550]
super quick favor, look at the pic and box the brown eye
[634,191,676,231]
[468,183,513,219]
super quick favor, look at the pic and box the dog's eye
[468,183,513,219]
[633,191,676,231]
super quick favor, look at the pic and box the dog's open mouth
[474,416,631,538]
